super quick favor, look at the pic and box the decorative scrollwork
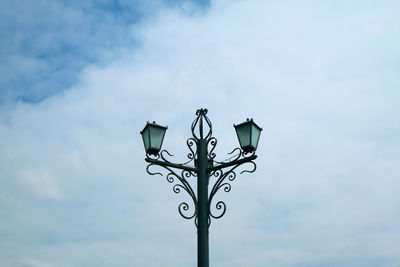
[213,148,240,165]
[227,147,242,161]
[219,183,232,192]
[178,202,196,219]
[209,201,226,219]
[240,161,256,174]
[191,108,212,141]
[160,150,176,164]
[207,148,257,225]
[166,172,175,183]
[207,137,217,159]
[146,164,163,176]
[145,152,198,223]
[186,138,197,161]
[227,171,236,182]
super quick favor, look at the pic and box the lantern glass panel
[141,127,150,151]
[251,124,261,149]
[235,123,251,148]
[149,126,166,151]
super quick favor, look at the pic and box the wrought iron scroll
[186,138,197,161]
[191,108,212,141]
[207,137,217,159]
[146,150,198,222]
[207,148,257,225]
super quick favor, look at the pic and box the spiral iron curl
[209,201,227,219]
[186,138,197,161]
[207,148,257,224]
[207,137,217,159]
[145,153,198,222]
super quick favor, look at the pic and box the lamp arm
[207,154,257,172]
[145,157,197,173]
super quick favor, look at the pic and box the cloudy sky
[1,0,400,266]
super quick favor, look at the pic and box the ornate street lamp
[141,108,262,267]
[140,121,168,156]
[234,118,263,153]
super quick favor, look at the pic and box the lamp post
[141,108,262,267]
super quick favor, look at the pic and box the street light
[234,118,263,153]
[140,121,168,156]
[141,108,262,267]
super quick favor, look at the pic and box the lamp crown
[191,108,212,141]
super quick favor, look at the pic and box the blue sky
[0,0,209,103]
[0,0,400,266]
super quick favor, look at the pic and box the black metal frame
[143,108,258,267]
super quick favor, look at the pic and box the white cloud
[21,169,62,200]
[0,0,400,266]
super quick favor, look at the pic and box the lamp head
[140,121,167,156]
[234,118,262,153]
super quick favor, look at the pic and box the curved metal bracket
[207,148,257,225]
[145,150,198,223]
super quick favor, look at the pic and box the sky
[0,0,399,266]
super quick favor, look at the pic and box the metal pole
[197,139,209,267]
